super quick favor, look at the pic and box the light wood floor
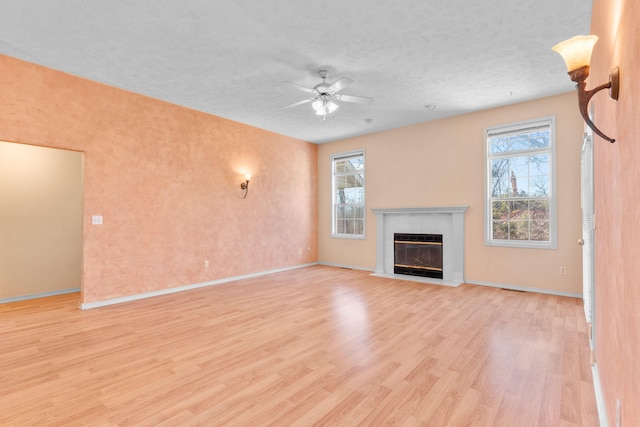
[0,265,599,426]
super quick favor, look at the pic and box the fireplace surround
[371,206,468,286]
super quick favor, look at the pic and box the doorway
[0,141,83,302]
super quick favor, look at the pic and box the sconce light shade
[552,35,619,143]
[552,35,599,73]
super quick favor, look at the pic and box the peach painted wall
[318,93,585,295]
[0,54,317,304]
[0,142,83,299]
[590,0,640,423]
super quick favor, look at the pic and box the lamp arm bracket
[574,66,619,143]
[240,181,249,198]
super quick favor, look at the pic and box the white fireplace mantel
[371,206,468,286]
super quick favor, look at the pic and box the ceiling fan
[283,70,373,119]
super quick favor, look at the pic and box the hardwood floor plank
[0,265,599,426]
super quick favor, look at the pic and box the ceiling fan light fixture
[312,98,326,115]
[326,99,339,114]
[311,96,339,118]
[283,69,371,119]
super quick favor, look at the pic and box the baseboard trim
[370,272,462,287]
[465,279,582,298]
[80,263,318,310]
[0,288,80,304]
[592,362,609,427]
[317,262,374,272]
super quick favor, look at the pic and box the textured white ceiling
[0,0,591,143]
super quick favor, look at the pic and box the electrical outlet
[203,260,209,269]
[560,266,567,275]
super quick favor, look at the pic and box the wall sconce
[240,174,251,199]
[552,35,619,143]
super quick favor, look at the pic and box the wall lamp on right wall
[552,35,620,143]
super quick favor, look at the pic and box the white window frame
[331,149,366,239]
[484,116,557,249]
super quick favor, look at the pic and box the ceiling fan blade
[283,81,316,94]
[328,77,353,94]
[282,98,313,109]
[336,94,374,104]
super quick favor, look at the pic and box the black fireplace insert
[394,233,443,279]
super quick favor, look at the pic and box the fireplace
[394,233,443,279]
[371,206,468,286]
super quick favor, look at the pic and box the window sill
[485,240,557,250]
[332,234,366,240]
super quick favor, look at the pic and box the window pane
[530,199,549,220]
[334,157,363,173]
[530,131,550,149]
[529,175,549,197]
[509,200,530,220]
[510,175,528,197]
[508,135,529,151]
[509,221,529,240]
[492,201,509,220]
[492,221,509,239]
[491,158,509,180]
[529,154,549,175]
[509,156,528,177]
[490,137,508,154]
[491,178,510,198]
[531,220,550,241]
[342,188,361,204]
[344,205,353,220]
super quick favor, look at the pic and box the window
[485,117,556,248]
[332,150,365,238]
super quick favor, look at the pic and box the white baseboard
[0,288,80,304]
[592,363,609,427]
[465,279,582,298]
[370,272,462,287]
[80,263,318,310]
[317,261,374,272]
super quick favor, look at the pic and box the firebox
[394,233,443,279]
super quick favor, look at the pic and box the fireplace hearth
[394,233,443,279]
